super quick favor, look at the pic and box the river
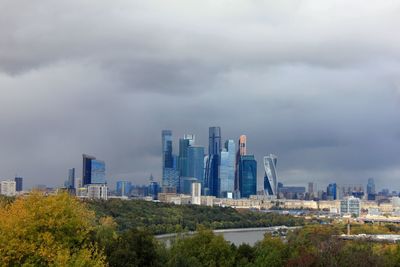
[156,226,301,246]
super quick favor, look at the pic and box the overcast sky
[1,0,400,191]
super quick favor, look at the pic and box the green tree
[253,233,288,267]
[167,228,235,267]
[106,228,166,267]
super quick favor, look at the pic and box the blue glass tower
[219,140,235,197]
[238,155,257,198]
[205,127,221,196]
[162,130,180,189]
[116,181,132,196]
[188,146,205,185]
[82,154,106,185]
[327,183,337,200]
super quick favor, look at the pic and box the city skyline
[0,1,399,189]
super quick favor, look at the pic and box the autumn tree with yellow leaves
[0,192,106,266]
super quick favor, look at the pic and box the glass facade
[219,140,235,197]
[14,177,23,192]
[91,160,106,184]
[205,127,221,196]
[82,154,95,186]
[327,183,337,200]
[188,146,205,184]
[264,154,278,196]
[239,155,257,198]
[179,138,190,177]
[116,181,132,196]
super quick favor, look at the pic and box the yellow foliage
[0,191,106,266]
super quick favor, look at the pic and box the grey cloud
[0,0,400,191]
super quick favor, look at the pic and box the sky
[1,0,400,191]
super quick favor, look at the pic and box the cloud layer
[1,0,400,190]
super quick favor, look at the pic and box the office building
[327,183,337,200]
[192,182,201,205]
[188,145,205,185]
[235,135,247,196]
[205,127,221,196]
[340,196,361,217]
[64,168,75,189]
[238,155,257,198]
[178,138,191,178]
[0,180,16,196]
[148,181,160,200]
[116,181,132,196]
[180,177,198,195]
[82,154,95,186]
[219,140,235,197]
[14,176,23,192]
[279,186,306,199]
[87,184,108,200]
[162,130,180,189]
[82,154,106,186]
[367,178,376,200]
[264,154,278,196]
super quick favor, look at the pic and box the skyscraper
[116,181,132,196]
[82,154,95,186]
[327,183,337,200]
[178,138,191,178]
[235,135,247,197]
[367,178,376,195]
[219,140,235,197]
[238,135,247,156]
[264,154,278,196]
[205,127,221,196]
[238,155,257,198]
[188,145,205,184]
[162,130,180,189]
[14,176,23,192]
[82,154,106,185]
[66,168,75,189]
[367,177,376,200]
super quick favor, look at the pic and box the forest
[87,198,304,234]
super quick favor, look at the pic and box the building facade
[0,180,16,196]
[264,154,278,196]
[116,181,132,196]
[219,139,235,197]
[14,177,23,192]
[238,155,257,198]
[205,127,221,196]
[340,196,361,217]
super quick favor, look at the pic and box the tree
[167,228,235,267]
[0,192,105,266]
[106,228,166,267]
[253,234,288,267]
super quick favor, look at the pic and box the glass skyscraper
[178,138,191,177]
[162,130,180,188]
[205,126,221,196]
[219,140,235,197]
[188,146,205,185]
[264,154,278,196]
[82,154,106,185]
[327,183,337,200]
[116,181,132,196]
[238,155,257,198]
[14,176,23,192]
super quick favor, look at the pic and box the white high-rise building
[192,182,201,205]
[0,180,16,196]
[87,184,108,200]
[264,154,278,196]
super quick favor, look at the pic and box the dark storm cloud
[0,0,400,190]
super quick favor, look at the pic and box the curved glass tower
[264,154,278,196]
